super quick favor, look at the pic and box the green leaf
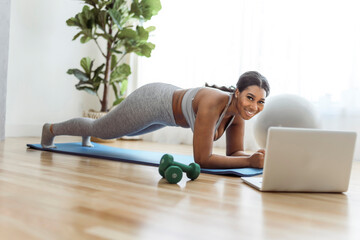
[108,9,123,30]
[130,0,141,18]
[78,6,89,28]
[136,45,151,57]
[80,35,92,43]
[97,10,107,31]
[118,28,137,39]
[111,55,117,71]
[92,76,103,91]
[110,48,123,54]
[94,63,105,77]
[110,63,131,83]
[141,0,162,20]
[112,83,119,99]
[72,32,82,41]
[146,42,155,49]
[89,8,99,26]
[67,68,89,82]
[83,5,92,19]
[136,42,155,57]
[80,57,93,74]
[91,64,105,91]
[73,5,96,31]
[120,79,128,95]
[113,96,125,106]
[66,17,79,27]
[146,26,156,32]
[76,86,97,95]
[137,26,149,41]
[111,80,127,107]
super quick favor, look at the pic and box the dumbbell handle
[172,161,192,172]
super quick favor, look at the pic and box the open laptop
[241,127,357,192]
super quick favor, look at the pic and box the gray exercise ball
[253,94,320,148]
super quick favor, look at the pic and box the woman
[41,71,270,169]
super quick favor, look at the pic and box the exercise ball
[253,94,320,148]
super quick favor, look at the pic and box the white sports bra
[181,87,235,137]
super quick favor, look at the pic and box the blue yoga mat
[27,142,263,177]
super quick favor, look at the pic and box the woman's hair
[205,71,270,97]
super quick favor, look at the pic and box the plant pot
[83,109,116,143]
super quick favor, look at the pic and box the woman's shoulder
[194,87,232,114]
[199,87,231,102]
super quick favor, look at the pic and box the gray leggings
[52,82,180,139]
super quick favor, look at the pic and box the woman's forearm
[197,153,251,169]
[229,151,251,157]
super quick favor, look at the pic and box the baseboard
[5,124,42,137]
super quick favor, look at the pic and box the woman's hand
[248,149,265,168]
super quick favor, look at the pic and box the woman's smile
[244,109,256,118]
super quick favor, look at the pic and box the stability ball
[253,94,319,148]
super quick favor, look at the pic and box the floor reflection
[261,192,350,239]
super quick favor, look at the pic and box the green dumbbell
[164,165,183,184]
[158,154,174,177]
[159,154,201,184]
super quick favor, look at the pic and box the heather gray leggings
[52,82,180,139]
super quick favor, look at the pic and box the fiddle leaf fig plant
[66,0,161,112]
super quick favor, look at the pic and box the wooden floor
[0,137,359,240]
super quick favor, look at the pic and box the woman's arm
[226,117,265,167]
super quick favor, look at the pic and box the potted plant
[66,0,162,115]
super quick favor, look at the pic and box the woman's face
[235,85,266,120]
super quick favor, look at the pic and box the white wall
[6,0,101,137]
[0,0,11,140]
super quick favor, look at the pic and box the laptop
[241,127,357,192]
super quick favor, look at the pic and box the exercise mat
[27,142,263,177]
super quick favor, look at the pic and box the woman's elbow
[194,155,211,168]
